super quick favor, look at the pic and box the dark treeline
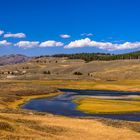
[36,51,140,62]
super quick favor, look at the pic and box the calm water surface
[22,89,140,121]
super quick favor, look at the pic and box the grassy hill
[1,56,140,81]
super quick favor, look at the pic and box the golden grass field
[74,97,140,114]
[1,113,140,140]
[0,79,140,139]
[32,79,140,91]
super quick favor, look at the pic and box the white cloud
[39,40,64,47]
[15,41,39,49]
[60,34,71,39]
[65,38,91,48]
[64,38,140,51]
[0,30,4,36]
[4,32,26,38]
[14,40,64,49]
[81,33,93,36]
[0,40,11,46]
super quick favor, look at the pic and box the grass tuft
[0,121,14,132]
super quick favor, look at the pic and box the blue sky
[1,0,140,56]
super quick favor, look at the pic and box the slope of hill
[1,56,140,81]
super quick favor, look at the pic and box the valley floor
[0,80,140,139]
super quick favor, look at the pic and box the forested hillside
[52,51,140,62]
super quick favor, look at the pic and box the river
[22,89,140,121]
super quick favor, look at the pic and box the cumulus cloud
[14,40,64,49]
[4,32,26,38]
[81,33,93,36]
[15,41,39,49]
[39,40,64,47]
[65,38,91,48]
[0,40,11,46]
[64,38,140,51]
[0,30,4,36]
[60,34,71,39]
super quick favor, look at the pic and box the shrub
[73,72,83,75]
[23,66,29,69]
[43,71,51,74]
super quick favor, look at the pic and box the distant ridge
[0,54,31,66]
[1,50,140,66]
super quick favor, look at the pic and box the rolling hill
[1,55,140,81]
